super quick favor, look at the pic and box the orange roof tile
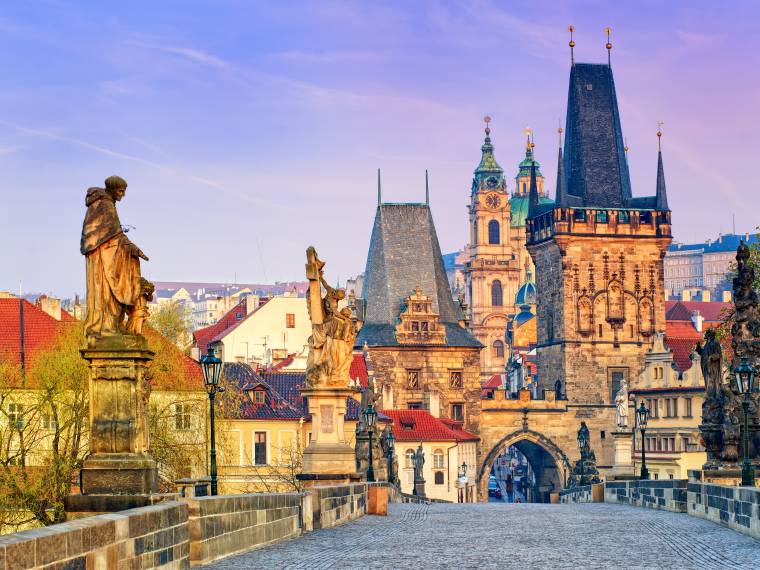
[381,409,479,442]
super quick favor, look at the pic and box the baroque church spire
[655,125,669,211]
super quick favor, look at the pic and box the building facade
[464,125,552,382]
[356,198,483,437]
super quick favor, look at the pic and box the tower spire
[377,168,382,206]
[425,169,430,204]
[605,27,612,67]
[528,153,540,215]
[568,25,575,66]
[655,124,669,210]
[556,126,567,206]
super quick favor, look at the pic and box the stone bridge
[207,502,759,569]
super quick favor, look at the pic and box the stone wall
[558,483,604,503]
[186,492,302,566]
[309,483,367,530]
[0,501,189,569]
[605,480,686,513]
[688,482,760,540]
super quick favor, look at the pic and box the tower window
[491,280,503,307]
[492,340,504,358]
[488,220,500,244]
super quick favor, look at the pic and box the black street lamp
[201,347,225,496]
[363,401,377,482]
[735,356,756,486]
[384,426,396,483]
[460,461,468,478]
[636,402,650,480]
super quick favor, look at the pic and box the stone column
[299,387,359,485]
[66,341,158,515]
[611,430,634,478]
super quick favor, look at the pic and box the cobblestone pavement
[206,502,760,569]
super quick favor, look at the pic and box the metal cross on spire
[484,114,492,136]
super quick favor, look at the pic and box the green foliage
[148,301,193,351]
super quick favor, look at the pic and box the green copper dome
[510,193,554,227]
[516,147,543,179]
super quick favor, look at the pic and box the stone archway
[478,429,572,502]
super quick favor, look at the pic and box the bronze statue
[305,247,356,387]
[80,176,151,341]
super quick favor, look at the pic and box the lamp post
[363,401,377,482]
[457,461,468,503]
[201,347,225,496]
[636,402,650,481]
[384,426,396,483]
[735,356,756,486]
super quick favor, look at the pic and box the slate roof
[668,233,759,254]
[356,203,480,348]
[382,409,479,442]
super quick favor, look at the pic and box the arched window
[405,449,415,469]
[491,280,503,306]
[522,182,526,194]
[433,449,444,468]
[488,220,500,244]
[493,340,504,358]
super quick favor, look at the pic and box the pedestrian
[506,474,514,503]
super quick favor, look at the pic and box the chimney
[722,290,733,303]
[38,295,62,321]
[682,289,691,302]
[691,310,703,332]
[701,290,711,302]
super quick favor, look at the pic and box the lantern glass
[201,347,223,392]
[636,402,649,429]
[735,356,755,395]
[461,461,467,476]
[387,428,395,448]
[364,402,377,428]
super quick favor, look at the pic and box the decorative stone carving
[567,422,601,488]
[305,246,356,388]
[395,286,446,345]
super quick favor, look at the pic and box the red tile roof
[0,298,72,364]
[193,299,249,354]
[483,374,504,390]
[665,300,731,323]
[664,318,724,373]
[349,354,369,388]
[381,409,479,442]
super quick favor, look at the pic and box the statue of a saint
[80,176,151,341]
[614,379,628,429]
[305,247,356,387]
[696,329,723,398]
[413,443,425,481]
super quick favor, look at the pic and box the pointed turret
[555,127,567,206]
[377,168,382,206]
[655,130,669,211]
[528,160,539,216]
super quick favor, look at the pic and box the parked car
[488,476,502,498]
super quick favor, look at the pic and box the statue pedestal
[413,478,426,498]
[611,430,635,478]
[66,342,158,517]
[297,387,359,487]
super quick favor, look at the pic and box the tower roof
[656,131,669,210]
[563,63,632,208]
[475,132,503,176]
[357,203,480,348]
[516,135,543,180]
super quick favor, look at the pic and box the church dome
[515,271,537,306]
[510,194,554,228]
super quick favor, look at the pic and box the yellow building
[630,332,706,480]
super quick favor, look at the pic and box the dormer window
[254,390,265,404]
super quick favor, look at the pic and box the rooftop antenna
[377,168,382,206]
[605,27,612,66]
[568,25,575,66]
[425,169,430,205]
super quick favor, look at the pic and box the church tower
[464,117,522,382]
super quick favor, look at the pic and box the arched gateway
[478,429,572,502]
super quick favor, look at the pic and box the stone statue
[80,176,152,342]
[305,246,356,387]
[614,379,628,429]
[413,443,425,480]
[568,422,600,487]
[697,330,723,399]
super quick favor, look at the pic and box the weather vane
[568,25,575,65]
[657,121,664,150]
[605,27,612,65]
[484,114,492,135]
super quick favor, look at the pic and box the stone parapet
[687,481,760,540]
[185,492,302,566]
[558,483,604,503]
[604,480,686,513]
[0,501,189,569]
[308,483,367,530]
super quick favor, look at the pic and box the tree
[0,324,88,531]
[239,435,305,493]
[148,301,193,351]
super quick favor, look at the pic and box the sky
[1,0,759,298]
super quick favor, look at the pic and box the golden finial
[624,136,629,154]
[484,114,492,136]
[657,121,664,151]
[524,127,532,150]
[558,124,564,147]
[605,27,612,66]
[568,25,575,65]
